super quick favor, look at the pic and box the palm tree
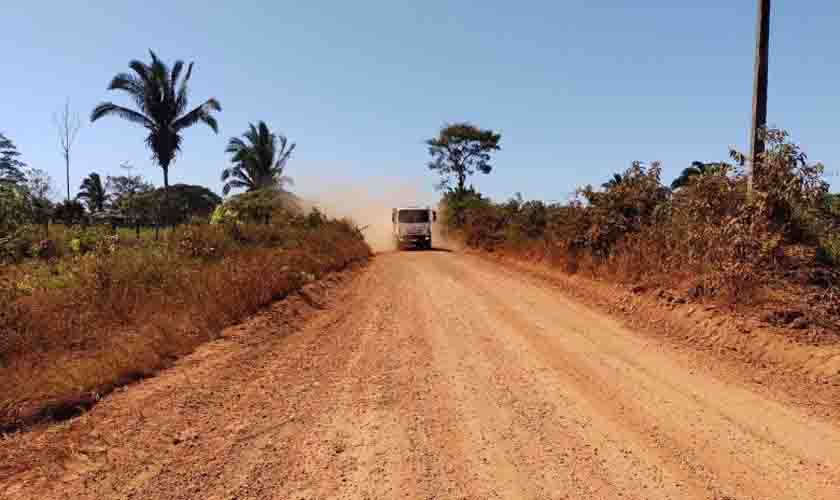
[670,161,729,190]
[221,121,295,196]
[77,173,107,212]
[601,173,624,189]
[90,50,221,195]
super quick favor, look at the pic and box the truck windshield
[398,210,429,223]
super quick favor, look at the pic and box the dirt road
[3,250,839,500]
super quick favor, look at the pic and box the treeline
[442,128,840,302]
[0,50,304,263]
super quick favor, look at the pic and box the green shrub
[817,235,840,267]
[67,225,115,255]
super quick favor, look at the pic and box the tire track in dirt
[429,253,840,499]
[2,250,839,500]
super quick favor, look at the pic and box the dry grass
[439,129,840,344]
[0,217,370,430]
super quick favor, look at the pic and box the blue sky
[2,1,838,205]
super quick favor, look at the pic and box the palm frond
[172,99,221,132]
[108,73,144,95]
[128,60,151,85]
[175,62,194,116]
[222,178,253,196]
[91,103,152,126]
[170,60,184,92]
[225,137,248,154]
[276,140,295,169]
[108,73,148,112]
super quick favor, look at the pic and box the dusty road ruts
[2,250,839,500]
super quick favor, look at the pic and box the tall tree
[53,99,82,201]
[0,132,27,185]
[426,122,501,194]
[90,50,221,206]
[670,161,730,190]
[77,173,107,213]
[221,121,295,195]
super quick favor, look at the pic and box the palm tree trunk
[162,165,170,231]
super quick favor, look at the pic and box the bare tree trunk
[65,154,70,202]
[54,99,81,202]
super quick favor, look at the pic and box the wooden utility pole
[749,0,771,193]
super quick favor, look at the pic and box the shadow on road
[401,247,453,253]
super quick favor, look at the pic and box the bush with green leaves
[0,184,30,235]
[731,129,828,241]
[440,187,488,230]
[0,185,35,263]
[817,235,840,267]
[572,161,669,257]
[53,200,87,226]
[67,225,116,255]
[213,189,299,226]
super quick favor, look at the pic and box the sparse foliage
[427,122,501,193]
[53,99,82,200]
[24,169,55,226]
[731,129,828,240]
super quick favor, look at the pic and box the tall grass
[0,215,370,429]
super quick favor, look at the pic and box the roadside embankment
[0,219,370,432]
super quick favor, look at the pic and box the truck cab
[392,206,436,250]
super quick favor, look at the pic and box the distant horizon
[3,1,837,205]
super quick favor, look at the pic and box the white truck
[392,206,436,250]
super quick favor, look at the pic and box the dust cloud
[302,182,431,253]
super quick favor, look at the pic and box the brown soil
[2,250,839,499]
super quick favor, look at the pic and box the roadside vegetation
[0,51,370,430]
[438,127,840,342]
